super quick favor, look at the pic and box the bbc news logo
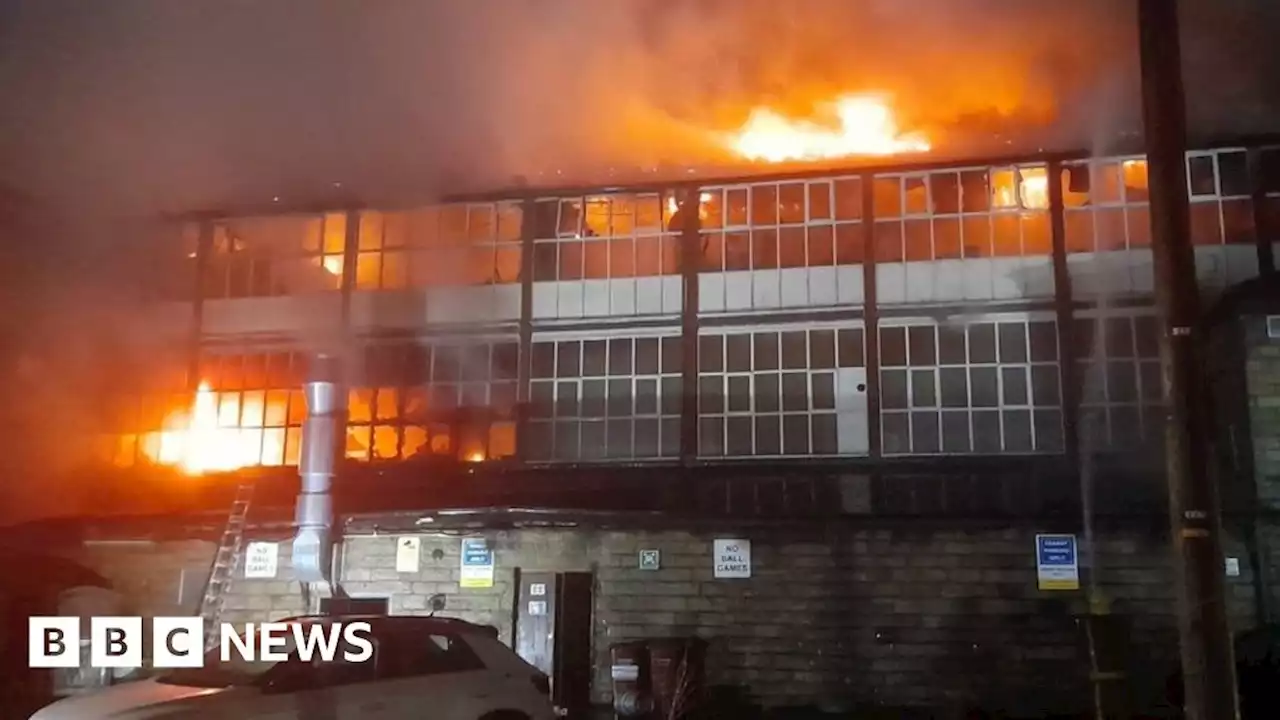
[29,617,373,669]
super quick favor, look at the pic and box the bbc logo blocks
[29,616,203,669]
[30,617,373,669]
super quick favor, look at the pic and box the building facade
[17,142,1280,715]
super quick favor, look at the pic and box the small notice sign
[639,549,661,571]
[243,542,279,579]
[529,583,547,597]
[713,539,751,579]
[528,600,547,616]
[1035,534,1079,591]
[459,538,495,589]
[395,537,421,573]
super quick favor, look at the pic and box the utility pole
[1136,1,1238,718]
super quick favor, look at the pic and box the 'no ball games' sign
[713,539,751,579]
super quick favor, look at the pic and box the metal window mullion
[1246,147,1276,274]
[861,173,882,459]
[1021,320,1038,451]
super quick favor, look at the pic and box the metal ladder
[197,482,255,651]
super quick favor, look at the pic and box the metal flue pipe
[292,353,345,585]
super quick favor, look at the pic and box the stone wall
[72,537,309,625]
[65,522,1269,713]
[1243,315,1280,509]
[1238,314,1280,617]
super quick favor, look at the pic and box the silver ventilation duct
[293,354,345,585]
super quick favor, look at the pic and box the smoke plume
[1,0,1278,214]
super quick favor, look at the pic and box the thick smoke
[1,0,1278,214]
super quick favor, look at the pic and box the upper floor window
[355,203,522,290]
[145,222,200,302]
[1062,151,1253,252]
[699,177,864,271]
[202,214,345,299]
[873,165,1051,264]
[531,193,680,282]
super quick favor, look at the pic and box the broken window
[1260,148,1280,194]
[834,177,863,220]
[903,176,929,215]
[960,171,991,213]
[1122,160,1149,202]
[1019,167,1049,209]
[930,173,961,214]
[873,176,902,218]
[991,169,1018,209]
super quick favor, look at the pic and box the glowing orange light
[992,168,1049,211]
[1020,171,1049,209]
[465,451,486,463]
[317,256,343,275]
[665,192,713,219]
[145,381,282,474]
[728,93,930,163]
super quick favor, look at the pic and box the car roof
[277,614,500,637]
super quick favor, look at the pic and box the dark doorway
[513,571,594,717]
[320,597,389,615]
[553,572,594,716]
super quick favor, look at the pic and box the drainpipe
[293,353,345,590]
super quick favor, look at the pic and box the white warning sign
[713,539,751,579]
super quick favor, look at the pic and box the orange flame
[728,93,930,163]
[146,382,282,474]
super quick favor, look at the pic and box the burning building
[6,2,1280,712]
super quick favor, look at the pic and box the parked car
[29,614,556,720]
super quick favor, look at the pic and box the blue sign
[462,539,492,566]
[459,538,495,588]
[1035,534,1079,590]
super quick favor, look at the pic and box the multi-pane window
[872,165,1051,263]
[530,194,681,281]
[1072,312,1165,451]
[1062,152,1254,252]
[146,222,200,302]
[1186,150,1256,247]
[354,203,522,291]
[879,318,1064,455]
[349,340,520,462]
[698,326,868,457]
[107,351,310,469]
[203,214,346,299]
[698,178,865,271]
[526,334,683,461]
